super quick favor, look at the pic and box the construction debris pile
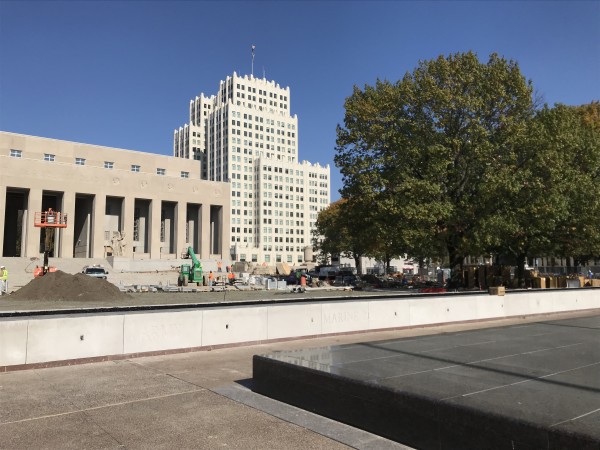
[10,270,131,302]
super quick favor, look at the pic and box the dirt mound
[10,270,131,302]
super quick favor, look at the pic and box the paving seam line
[0,388,205,426]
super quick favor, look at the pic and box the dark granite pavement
[254,313,600,449]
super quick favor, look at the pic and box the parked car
[82,265,108,280]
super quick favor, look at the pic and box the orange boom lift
[33,209,67,277]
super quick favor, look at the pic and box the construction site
[0,254,366,310]
[2,237,599,450]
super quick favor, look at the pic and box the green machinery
[178,247,203,286]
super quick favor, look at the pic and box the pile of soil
[10,270,131,302]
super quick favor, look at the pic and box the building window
[180,171,189,178]
[104,161,114,169]
[75,157,86,165]
[157,168,165,176]
[44,153,55,162]
[265,254,271,263]
[131,165,140,173]
[10,149,22,158]
[240,254,246,262]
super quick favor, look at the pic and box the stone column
[200,203,210,259]
[60,191,76,258]
[92,194,106,258]
[215,206,225,259]
[176,201,187,257]
[25,188,43,257]
[122,196,135,258]
[220,205,231,259]
[150,199,162,259]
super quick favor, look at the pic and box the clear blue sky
[1,1,599,200]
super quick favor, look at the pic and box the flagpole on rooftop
[251,45,256,77]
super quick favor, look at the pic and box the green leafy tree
[476,108,568,285]
[335,52,535,284]
[312,199,348,265]
[477,102,600,284]
[312,198,374,273]
[546,103,600,266]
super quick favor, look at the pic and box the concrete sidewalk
[1,310,596,450]
[0,325,416,450]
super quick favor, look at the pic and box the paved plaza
[1,310,598,449]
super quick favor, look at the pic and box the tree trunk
[446,243,464,288]
[354,253,362,275]
[516,253,527,288]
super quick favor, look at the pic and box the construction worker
[0,265,8,295]
[208,270,214,287]
[217,261,222,272]
[228,271,235,285]
[47,208,56,224]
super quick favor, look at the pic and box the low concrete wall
[108,256,229,273]
[1,290,599,369]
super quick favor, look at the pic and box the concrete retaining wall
[1,290,599,369]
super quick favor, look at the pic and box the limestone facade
[0,132,230,260]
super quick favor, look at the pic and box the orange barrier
[33,267,57,277]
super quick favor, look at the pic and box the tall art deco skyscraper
[174,72,330,265]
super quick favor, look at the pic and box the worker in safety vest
[227,271,235,285]
[0,265,8,295]
[208,271,214,287]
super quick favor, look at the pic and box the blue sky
[1,1,599,200]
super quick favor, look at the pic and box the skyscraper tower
[174,72,330,265]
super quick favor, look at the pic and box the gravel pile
[9,270,131,302]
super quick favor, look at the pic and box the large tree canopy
[478,102,600,284]
[335,52,535,279]
[543,103,600,264]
